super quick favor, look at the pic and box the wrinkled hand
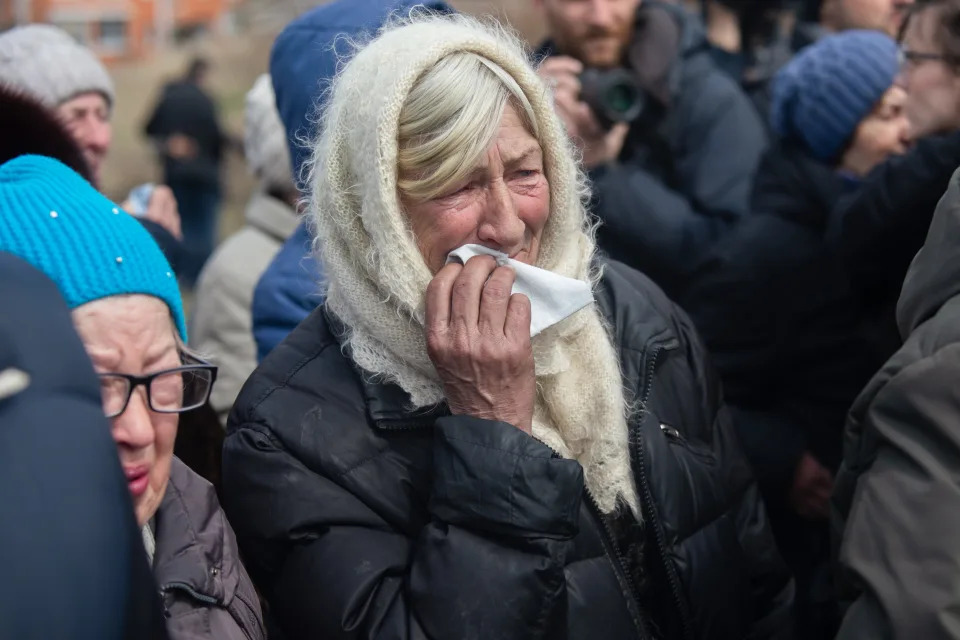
[538,56,628,169]
[789,452,834,520]
[425,255,535,434]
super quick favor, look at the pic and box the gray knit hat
[244,74,294,192]
[0,25,115,109]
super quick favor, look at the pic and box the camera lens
[579,68,645,128]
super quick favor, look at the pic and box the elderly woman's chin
[131,456,174,526]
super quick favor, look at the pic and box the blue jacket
[0,253,166,639]
[253,0,452,361]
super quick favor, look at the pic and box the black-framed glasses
[898,47,947,67]
[97,354,218,419]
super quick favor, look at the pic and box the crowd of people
[3,0,960,638]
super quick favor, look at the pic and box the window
[98,20,127,53]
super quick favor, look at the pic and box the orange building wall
[3,0,231,60]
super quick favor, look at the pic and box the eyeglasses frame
[97,354,218,419]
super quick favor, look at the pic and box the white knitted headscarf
[307,12,639,516]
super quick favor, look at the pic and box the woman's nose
[111,389,155,450]
[477,182,525,253]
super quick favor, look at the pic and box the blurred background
[0,0,545,239]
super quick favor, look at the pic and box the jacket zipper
[584,488,650,640]
[160,581,218,605]
[532,437,649,640]
[634,342,695,640]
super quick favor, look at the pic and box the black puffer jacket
[222,261,793,640]
[833,169,960,639]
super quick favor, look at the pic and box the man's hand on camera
[538,56,628,169]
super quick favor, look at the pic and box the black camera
[579,68,646,129]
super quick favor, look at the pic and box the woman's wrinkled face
[72,295,179,527]
[842,85,910,177]
[402,103,551,274]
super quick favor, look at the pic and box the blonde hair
[397,52,540,202]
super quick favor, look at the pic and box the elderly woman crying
[223,13,793,640]
[0,155,265,640]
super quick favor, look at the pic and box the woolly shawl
[307,14,639,515]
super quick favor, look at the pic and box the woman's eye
[514,170,539,180]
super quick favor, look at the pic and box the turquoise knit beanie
[0,155,187,339]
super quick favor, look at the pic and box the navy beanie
[771,30,900,162]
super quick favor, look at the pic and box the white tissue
[445,244,594,336]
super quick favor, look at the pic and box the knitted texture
[0,25,115,108]
[307,12,638,515]
[771,30,899,161]
[0,156,186,339]
[244,74,294,193]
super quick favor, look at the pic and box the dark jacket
[0,253,167,640]
[223,261,793,640]
[833,169,960,639]
[154,457,265,640]
[680,143,881,499]
[542,2,767,297]
[827,131,960,358]
[144,80,225,188]
[251,222,323,362]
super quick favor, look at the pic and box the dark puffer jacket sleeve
[836,351,960,640]
[222,415,583,640]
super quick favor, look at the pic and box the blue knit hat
[0,155,187,339]
[771,30,900,162]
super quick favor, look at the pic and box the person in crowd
[680,30,907,639]
[250,0,452,361]
[828,0,960,358]
[832,168,960,639]
[0,25,183,266]
[223,14,793,640]
[0,252,168,640]
[0,84,183,272]
[695,0,796,95]
[144,57,228,286]
[0,155,265,640]
[694,0,915,120]
[533,0,767,297]
[191,74,298,425]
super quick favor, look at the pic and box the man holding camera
[535,0,767,297]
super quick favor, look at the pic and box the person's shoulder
[198,227,280,295]
[228,306,359,437]
[596,259,679,349]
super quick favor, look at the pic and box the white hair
[397,51,540,202]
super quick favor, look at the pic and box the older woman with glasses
[0,155,264,640]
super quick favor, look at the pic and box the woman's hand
[425,255,535,434]
[789,452,834,520]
